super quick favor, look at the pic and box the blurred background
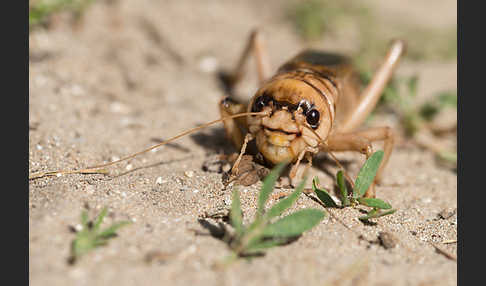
[29,1,457,285]
[29,0,457,170]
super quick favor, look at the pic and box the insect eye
[252,94,272,112]
[306,109,320,127]
[298,100,310,114]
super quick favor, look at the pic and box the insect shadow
[191,127,253,155]
[313,154,355,179]
[109,156,194,178]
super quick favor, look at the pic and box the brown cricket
[219,30,405,197]
[29,29,405,198]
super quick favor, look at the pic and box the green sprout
[226,163,326,260]
[359,69,457,168]
[29,0,96,28]
[69,207,131,264]
[312,151,396,223]
[288,0,370,42]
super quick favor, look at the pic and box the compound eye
[298,100,310,114]
[306,109,320,128]
[251,94,272,112]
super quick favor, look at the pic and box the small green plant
[69,207,131,263]
[289,0,327,41]
[287,0,369,42]
[312,151,396,223]
[360,70,457,137]
[226,163,326,260]
[29,0,95,28]
[359,70,457,168]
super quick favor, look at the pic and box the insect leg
[219,97,248,150]
[338,40,406,133]
[347,127,394,183]
[230,133,255,176]
[324,132,375,197]
[325,127,394,197]
[219,29,272,94]
[289,147,318,187]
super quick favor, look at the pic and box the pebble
[74,224,83,232]
[109,101,130,114]
[198,56,218,73]
[378,232,398,249]
[224,197,232,206]
[85,185,95,194]
[438,208,456,220]
[155,177,165,185]
[184,171,194,178]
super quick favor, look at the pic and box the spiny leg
[289,147,318,187]
[339,40,406,133]
[274,151,315,199]
[230,133,254,176]
[219,28,272,94]
[325,127,394,197]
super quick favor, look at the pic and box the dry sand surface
[29,0,457,285]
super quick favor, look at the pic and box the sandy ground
[29,0,457,285]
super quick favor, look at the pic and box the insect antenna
[29,111,269,180]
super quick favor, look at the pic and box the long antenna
[29,111,268,180]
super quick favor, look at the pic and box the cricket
[29,29,405,198]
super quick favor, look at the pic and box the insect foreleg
[230,133,254,176]
[324,127,394,197]
[289,147,318,187]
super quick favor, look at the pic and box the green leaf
[81,210,89,228]
[419,103,439,120]
[437,91,457,108]
[312,177,338,208]
[357,198,392,209]
[230,189,244,236]
[265,177,306,219]
[93,207,108,232]
[245,238,290,253]
[419,90,457,121]
[336,171,350,206]
[72,234,95,258]
[98,221,132,239]
[437,151,457,163]
[359,208,396,221]
[257,163,287,217]
[407,76,419,98]
[262,209,325,237]
[354,151,384,198]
